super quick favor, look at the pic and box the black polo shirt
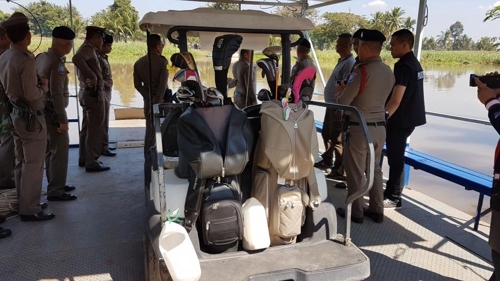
[387,51,426,129]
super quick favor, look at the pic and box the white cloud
[487,1,500,9]
[362,0,387,8]
[478,5,485,9]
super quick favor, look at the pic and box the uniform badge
[58,63,65,75]
[347,72,357,83]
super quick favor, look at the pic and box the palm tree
[484,5,500,22]
[403,17,416,32]
[386,7,405,35]
[370,11,389,37]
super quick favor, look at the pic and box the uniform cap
[1,12,29,30]
[103,34,113,44]
[359,29,386,43]
[85,26,106,37]
[52,26,75,40]
[298,38,311,50]
[353,28,367,39]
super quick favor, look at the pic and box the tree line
[0,0,498,51]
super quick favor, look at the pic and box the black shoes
[64,185,76,192]
[39,202,48,209]
[335,182,347,189]
[0,227,11,239]
[47,193,77,201]
[86,165,111,173]
[337,207,364,224]
[20,211,55,222]
[101,150,117,157]
[327,171,347,181]
[364,209,384,223]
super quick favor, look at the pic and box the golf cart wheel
[144,233,172,281]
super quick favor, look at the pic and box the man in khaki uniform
[0,27,14,190]
[98,34,116,156]
[291,39,316,91]
[73,26,110,172]
[336,29,395,224]
[231,49,256,109]
[133,34,168,158]
[36,26,77,201]
[0,12,55,221]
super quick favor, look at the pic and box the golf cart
[140,8,374,281]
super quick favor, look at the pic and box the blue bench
[314,120,492,231]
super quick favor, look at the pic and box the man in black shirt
[384,29,426,209]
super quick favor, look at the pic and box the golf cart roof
[138,8,315,35]
[177,0,351,9]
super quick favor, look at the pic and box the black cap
[298,38,311,50]
[1,12,29,30]
[52,26,75,40]
[103,34,113,44]
[85,26,106,37]
[353,28,367,39]
[359,29,386,43]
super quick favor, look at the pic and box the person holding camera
[475,74,500,281]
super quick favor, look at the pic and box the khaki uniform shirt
[72,42,104,91]
[133,53,169,105]
[36,48,70,124]
[231,59,256,97]
[98,53,113,90]
[0,45,47,111]
[337,56,395,123]
[0,49,12,137]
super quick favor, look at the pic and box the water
[64,62,498,219]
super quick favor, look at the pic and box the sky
[0,0,498,41]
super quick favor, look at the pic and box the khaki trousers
[78,90,105,168]
[344,125,386,218]
[11,113,47,215]
[45,116,69,197]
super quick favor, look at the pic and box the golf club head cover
[262,46,281,62]
[291,66,316,103]
[256,58,277,96]
[170,52,198,73]
[212,35,243,97]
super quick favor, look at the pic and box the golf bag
[291,66,317,103]
[256,58,278,97]
[212,34,243,97]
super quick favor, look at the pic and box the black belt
[349,121,385,126]
[12,107,44,116]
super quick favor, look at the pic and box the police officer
[336,29,395,224]
[291,38,316,90]
[36,26,78,201]
[0,26,14,190]
[98,34,116,156]
[384,29,426,210]
[0,12,55,221]
[73,26,110,172]
[231,49,256,109]
[316,34,355,178]
[133,34,168,158]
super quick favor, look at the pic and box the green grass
[31,38,500,66]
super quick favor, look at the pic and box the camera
[469,74,500,88]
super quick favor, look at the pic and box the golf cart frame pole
[414,0,428,60]
[245,49,254,108]
[281,34,291,85]
[301,3,326,88]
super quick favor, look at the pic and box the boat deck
[0,122,495,281]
